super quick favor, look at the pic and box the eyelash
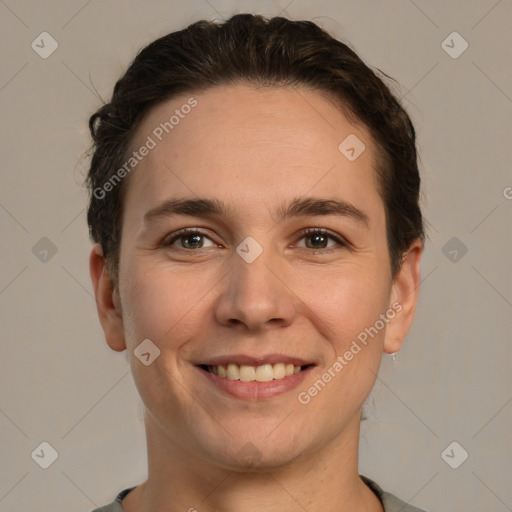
[162,227,348,253]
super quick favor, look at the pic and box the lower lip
[197,366,314,401]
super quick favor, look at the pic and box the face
[92,84,421,471]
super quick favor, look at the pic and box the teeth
[273,363,286,379]
[240,365,256,381]
[226,364,240,380]
[207,363,304,381]
[255,364,273,382]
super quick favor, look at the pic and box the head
[87,14,424,470]
[87,14,423,287]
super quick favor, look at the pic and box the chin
[200,436,305,472]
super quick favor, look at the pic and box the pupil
[307,234,327,249]
[183,234,202,248]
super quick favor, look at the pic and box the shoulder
[89,487,136,512]
[92,480,429,512]
[360,475,429,512]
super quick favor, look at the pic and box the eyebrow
[143,196,369,227]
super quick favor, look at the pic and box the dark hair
[86,13,424,285]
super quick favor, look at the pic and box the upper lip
[198,354,315,367]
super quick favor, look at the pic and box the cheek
[294,267,390,425]
[299,262,391,352]
[119,259,206,347]
[119,263,206,422]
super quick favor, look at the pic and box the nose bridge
[215,236,295,330]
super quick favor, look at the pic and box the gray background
[1,1,511,511]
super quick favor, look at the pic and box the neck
[123,413,383,512]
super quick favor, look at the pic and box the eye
[162,227,348,252]
[163,228,217,250]
[296,228,347,252]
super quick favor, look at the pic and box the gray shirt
[90,475,427,511]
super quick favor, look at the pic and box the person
[86,13,427,512]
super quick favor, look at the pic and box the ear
[383,238,423,354]
[89,244,127,352]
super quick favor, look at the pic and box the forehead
[123,84,384,228]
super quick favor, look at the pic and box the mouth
[199,362,315,382]
[195,356,316,400]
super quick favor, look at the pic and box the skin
[90,84,422,512]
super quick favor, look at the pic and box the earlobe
[89,244,127,352]
[383,239,423,354]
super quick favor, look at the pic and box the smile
[196,357,316,400]
[202,363,306,382]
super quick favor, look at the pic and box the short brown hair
[86,13,424,285]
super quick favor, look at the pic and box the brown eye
[179,233,204,249]
[305,233,329,249]
[298,228,346,252]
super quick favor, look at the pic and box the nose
[214,242,297,332]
